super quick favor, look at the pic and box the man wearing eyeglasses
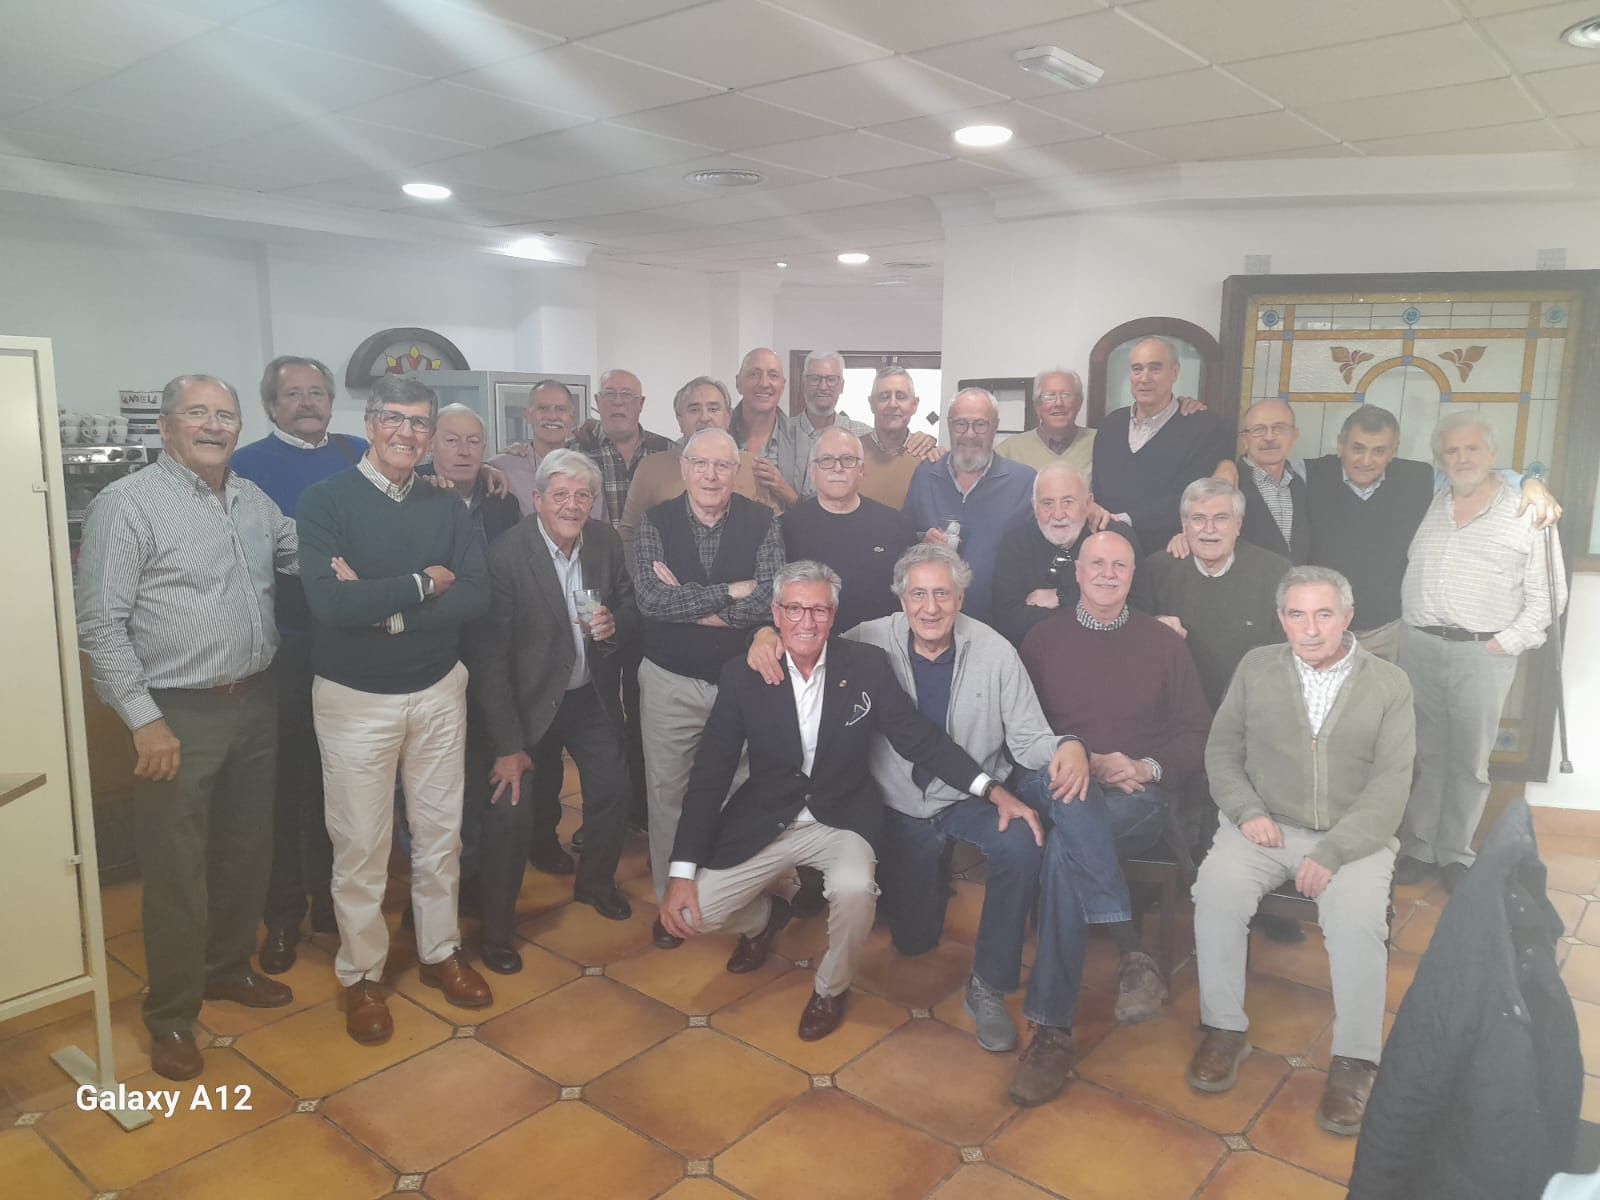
[634,427,785,947]
[1233,399,1309,564]
[567,368,674,526]
[297,375,494,1044]
[775,350,872,499]
[79,374,299,1081]
[996,369,1097,477]
[904,387,1036,623]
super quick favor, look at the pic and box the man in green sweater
[1187,566,1414,1138]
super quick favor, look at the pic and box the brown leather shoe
[1186,1028,1252,1093]
[1317,1055,1377,1135]
[343,981,393,1045]
[149,1029,203,1081]
[726,897,791,974]
[1008,1025,1075,1107]
[1114,950,1167,1025]
[797,989,847,1041]
[204,972,293,1009]
[258,926,298,975]
[419,950,494,1009]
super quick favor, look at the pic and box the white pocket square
[846,690,872,727]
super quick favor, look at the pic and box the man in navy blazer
[660,560,1038,1041]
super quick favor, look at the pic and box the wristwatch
[980,778,1001,801]
[419,572,437,599]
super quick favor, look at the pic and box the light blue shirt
[539,520,590,690]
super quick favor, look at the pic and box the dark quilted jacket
[1348,799,1581,1200]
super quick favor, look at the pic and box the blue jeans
[1022,774,1169,1031]
[877,771,1054,994]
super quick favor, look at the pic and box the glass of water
[572,588,602,635]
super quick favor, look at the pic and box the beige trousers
[693,822,879,998]
[1354,619,1401,663]
[314,662,468,987]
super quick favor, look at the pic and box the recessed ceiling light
[837,252,870,265]
[684,168,763,188]
[953,124,1013,148]
[1562,17,1600,47]
[775,261,788,268]
[505,236,559,261]
[401,181,451,200]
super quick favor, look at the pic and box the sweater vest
[1238,458,1310,564]
[641,494,771,682]
[1305,456,1434,630]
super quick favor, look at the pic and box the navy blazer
[673,637,985,871]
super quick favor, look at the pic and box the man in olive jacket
[1188,565,1414,1139]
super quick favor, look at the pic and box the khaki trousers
[1193,816,1395,1063]
[693,822,879,998]
[314,662,468,987]
[1354,618,1401,663]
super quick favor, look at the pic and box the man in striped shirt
[78,374,299,1082]
[1396,412,1567,892]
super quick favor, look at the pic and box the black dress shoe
[530,842,577,875]
[1392,855,1436,887]
[726,897,790,973]
[571,826,585,851]
[1440,862,1469,894]
[481,942,523,975]
[259,927,297,975]
[573,886,633,921]
[652,917,684,950]
[150,1029,203,1081]
[1249,913,1306,944]
[798,990,847,1041]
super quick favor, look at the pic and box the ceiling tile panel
[1227,25,1509,107]
[0,129,154,173]
[2,102,239,160]
[134,0,275,17]
[744,57,1004,128]
[0,0,215,68]
[0,43,122,102]
[1527,63,1600,115]
[1298,78,1541,141]
[1120,110,1338,160]
[445,0,707,40]
[1478,1,1600,74]
[508,154,819,219]
[762,0,1102,54]
[610,93,847,150]
[1557,111,1600,145]
[448,43,719,119]
[648,177,901,225]
[841,157,1017,195]
[740,130,944,175]
[869,101,1094,153]
[1126,0,1459,64]
[583,0,889,90]
[0,91,42,120]
[498,121,715,175]
[911,10,1205,99]
[1354,119,1571,155]
[1025,68,1277,134]
[984,135,1164,174]
[339,82,588,146]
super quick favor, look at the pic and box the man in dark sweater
[1235,399,1308,564]
[1091,337,1233,553]
[634,427,784,945]
[1009,529,1212,1106]
[232,355,365,974]
[298,375,493,1045]
[781,427,913,633]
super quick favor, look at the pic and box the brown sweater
[1019,609,1213,783]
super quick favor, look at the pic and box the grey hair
[890,542,972,597]
[1180,477,1246,521]
[599,368,640,393]
[811,427,864,461]
[803,348,843,374]
[873,365,915,392]
[259,355,334,411]
[950,385,1000,423]
[673,375,731,415]
[527,379,576,412]
[1276,565,1354,614]
[1339,405,1399,442]
[161,374,240,416]
[1242,397,1296,426]
[365,374,438,418]
[1033,367,1083,401]
[533,447,601,496]
[1430,409,1497,460]
[434,402,484,433]
[683,427,738,460]
[1132,335,1180,366]
[774,559,842,609]
[1033,462,1090,502]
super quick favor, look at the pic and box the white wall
[775,284,942,359]
[593,264,718,436]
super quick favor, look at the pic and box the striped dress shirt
[77,454,298,730]
[1401,481,1567,656]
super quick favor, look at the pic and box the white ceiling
[2,0,1598,284]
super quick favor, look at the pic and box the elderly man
[635,427,785,944]
[1191,566,1415,1136]
[904,387,1035,623]
[1143,479,1290,711]
[298,375,493,1043]
[1235,399,1308,563]
[996,368,1096,475]
[731,346,798,509]
[488,379,580,516]
[1010,530,1212,1104]
[1092,337,1233,554]
[992,463,1139,647]
[568,368,673,526]
[776,349,872,498]
[664,560,1019,1040]
[79,374,298,1080]
[1396,413,1567,892]
[621,376,780,565]
[232,356,364,974]
[781,427,913,633]
[470,449,637,970]
[860,365,941,508]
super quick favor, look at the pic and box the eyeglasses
[1243,423,1294,439]
[543,489,595,508]
[777,602,835,622]
[948,419,994,435]
[170,406,240,428]
[1037,391,1078,403]
[371,410,435,433]
[684,456,736,477]
[803,373,843,388]
[1184,512,1237,530]
[598,389,640,403]
[812,454,863,471]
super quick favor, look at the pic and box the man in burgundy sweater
[1009,529,1212,1106]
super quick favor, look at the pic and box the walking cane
[1545,526,1574,773]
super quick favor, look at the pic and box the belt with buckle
[158,669,270,697]
[1414,625,1495,643]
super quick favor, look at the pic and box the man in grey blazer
[469,449,637,973]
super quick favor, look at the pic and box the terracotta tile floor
[3,783,1596,1200]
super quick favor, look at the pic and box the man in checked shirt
[78,374,299,1082]
[1396,411,1568,893]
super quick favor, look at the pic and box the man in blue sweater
[231,356,365,974]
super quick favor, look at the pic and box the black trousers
[262,635,333,931]
[471,684,630,949]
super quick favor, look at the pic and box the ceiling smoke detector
[684,168,764,188]
[1013,45,1104,90]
